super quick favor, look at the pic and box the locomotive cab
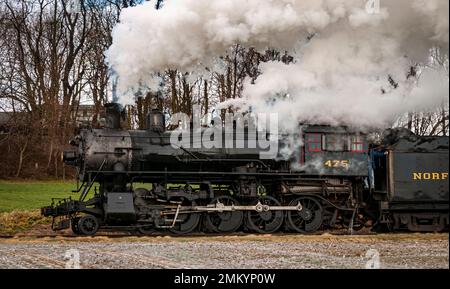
[299,125,369,177]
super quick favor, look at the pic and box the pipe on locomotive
[104,102,123,129]
[105,102,165,132]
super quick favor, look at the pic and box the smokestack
[105,103,122,129]
[146,109,165,132]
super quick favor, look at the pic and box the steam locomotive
[41,103,449,235]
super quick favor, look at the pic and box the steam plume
[106,0,449,130]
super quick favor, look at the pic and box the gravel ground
[0,234,447,269]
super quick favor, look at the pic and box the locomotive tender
[41,103,449,235]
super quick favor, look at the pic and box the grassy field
[0,181,83,212]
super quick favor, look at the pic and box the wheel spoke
[245,196,283,234]
[169,199,200,235]
[205,196,243,233]
[78,215,99,236]
[287,197,323,233]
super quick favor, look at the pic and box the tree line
[0,0,448,179]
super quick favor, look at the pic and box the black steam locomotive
[41,103,449,235]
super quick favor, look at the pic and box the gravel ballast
[0,234,447,269]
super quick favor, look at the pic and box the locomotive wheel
[169,200,200,235]
[138,224,156,235]
[245,196,284,234]
[344,215,366,231]
[77,215,99,236]
[351,221,364,231]
[71,217,81,235]
[286,197,323,233]
[205,196,243,233]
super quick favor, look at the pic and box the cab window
[350,135,365,152]
[324,134,345,151]
[305,133,322,152]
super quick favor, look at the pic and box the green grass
[0,181,88,212]
[0,181,205,213]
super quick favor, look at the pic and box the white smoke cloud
[106,0,449,130]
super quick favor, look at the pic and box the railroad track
[0,230,391,239]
